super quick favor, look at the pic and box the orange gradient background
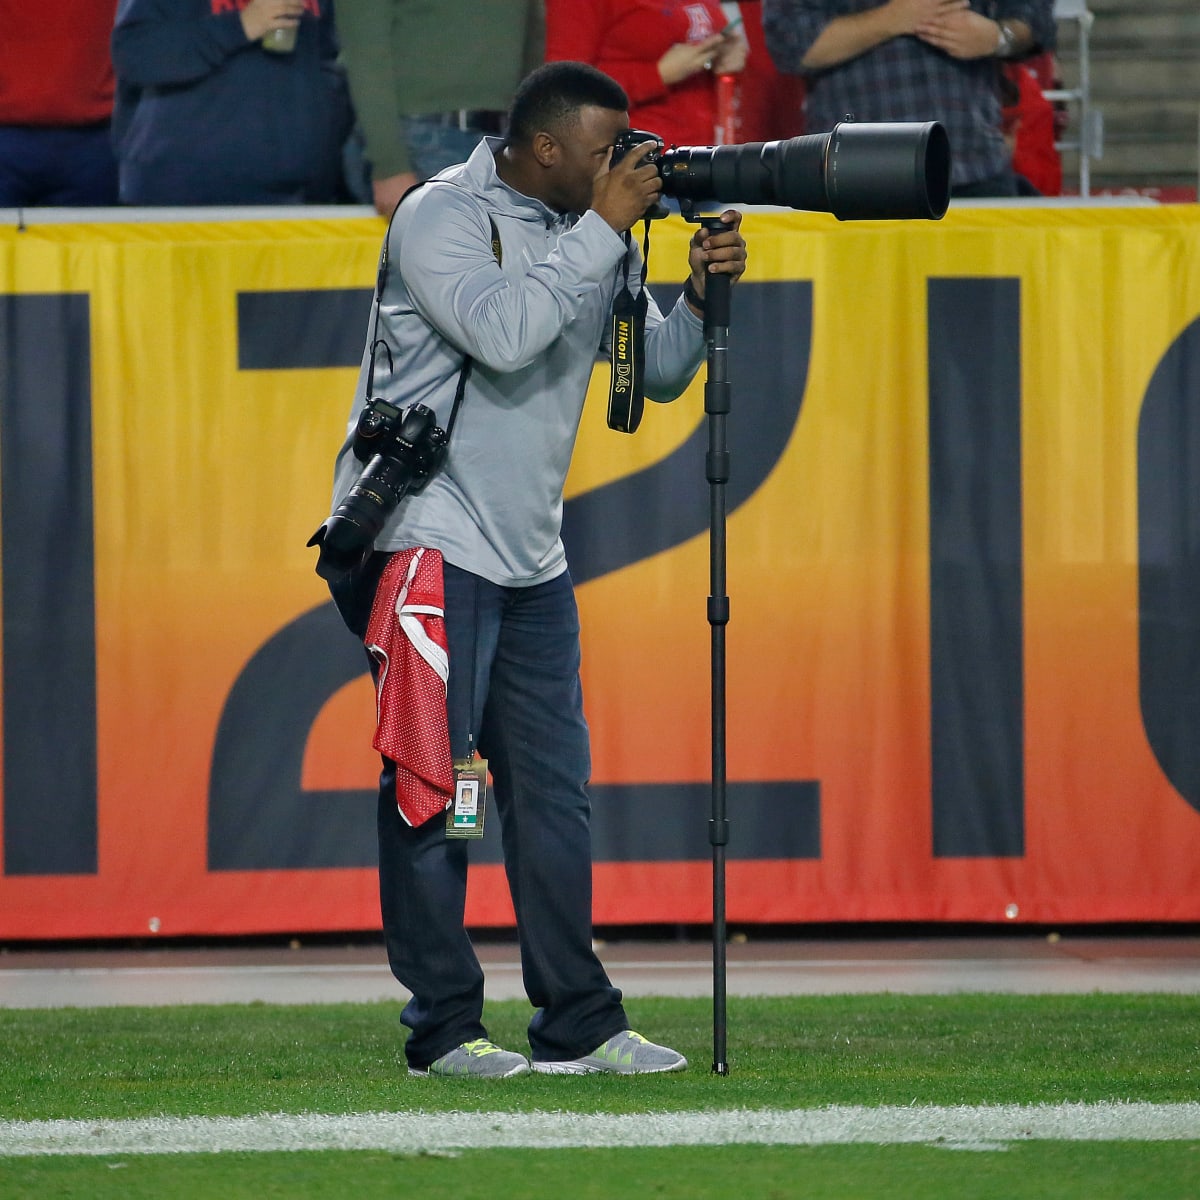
[2,206,1199,938]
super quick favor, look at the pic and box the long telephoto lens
[308,454,410,581]
[660,120,951,221]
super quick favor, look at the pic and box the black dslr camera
[610,129,671,219]
[307,399,448,582]
[610,119,951,221]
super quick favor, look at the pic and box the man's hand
[917,9,1021,58]
[591,140,664,234]
[686,210,748,311]
[372,171,419,218]
[239,0,305,42]
[657,35,729,86]
[711,29,749,75]
[884,0,969,37]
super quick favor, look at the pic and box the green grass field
[1,994,1197,1197]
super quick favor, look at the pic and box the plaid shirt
[762,0,1056,186]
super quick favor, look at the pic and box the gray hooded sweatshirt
[328,136,707,587]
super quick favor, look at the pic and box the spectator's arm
[997,0,1057,54]
[523,0,547,78]
[317,2,340,63]
[336,1,412,179]
[763,0,884,72]
[111,0,249,88]
[795,9,908,69]
[764,0,972,72]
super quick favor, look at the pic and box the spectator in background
[546,0,748,149]
[735,1,808,140]
[111,0,350,205]
[762,0,1057,197]
[336,1,544,218]
[0,0,120,207]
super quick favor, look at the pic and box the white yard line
[2,1103,1198,1157]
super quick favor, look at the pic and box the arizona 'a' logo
[682,3,717,42]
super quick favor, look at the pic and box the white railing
[1046,0,1102,196]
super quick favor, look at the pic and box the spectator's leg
[0,127,45,207]
[40,124,118,206]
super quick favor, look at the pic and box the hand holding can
[240,0,304,54]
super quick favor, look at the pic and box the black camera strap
[606,219,651,434]
[367,183,502,442]
[308,190,502,582]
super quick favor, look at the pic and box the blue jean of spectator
[402,117,490,179]
[0,123,118,207]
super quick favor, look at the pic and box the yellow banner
[1,203,1199,937]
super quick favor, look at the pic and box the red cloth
[1001,63,1062,198]
[546,0,729,147]
[0,0,118,126]
[365,548,454,827]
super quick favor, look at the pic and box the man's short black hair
[507,61,629,147]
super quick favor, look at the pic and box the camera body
[611,129,670,219]
[611,128,665,172]
[352,397,447,476]
[307,399,448,581]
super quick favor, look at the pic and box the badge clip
[446,755,488,839]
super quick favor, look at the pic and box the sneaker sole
[530,1055,687,1076]
[408,1061,531,1078]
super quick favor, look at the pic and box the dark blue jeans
[952,167,1021,199]
[332,554,626,1069]
[401,117,488,180]
[0,123,117,207]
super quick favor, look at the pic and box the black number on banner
[1137,314,1200,816]
[927,278,1026,858]
[0,294,99,876]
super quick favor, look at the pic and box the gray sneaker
[530,1030,688,1075]
[409,1038,531,1078]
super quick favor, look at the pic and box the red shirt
[734,0,806,141]
[0,0,118,126]
[1002,63,1062,197]
[546,0,729,147]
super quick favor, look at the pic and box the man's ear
[532,130,558,168]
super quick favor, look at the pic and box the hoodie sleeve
[642,292,707,403]
[398,190,630,374]
[111,0,250,88]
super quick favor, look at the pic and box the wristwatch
[995,19,1019,58]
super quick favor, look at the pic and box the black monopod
[674,122,950,1076]
[611,120,950,1075]
[696,215,734,1077]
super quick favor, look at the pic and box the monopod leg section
[703,250,733,1077]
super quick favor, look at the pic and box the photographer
[319,61,746,1078]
